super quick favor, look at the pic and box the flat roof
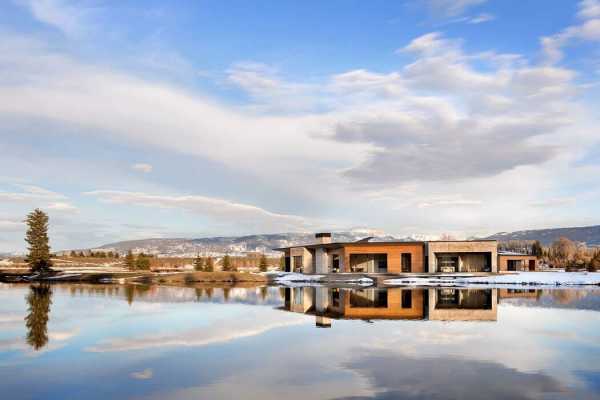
[274,239,496,252]
[273,240,425,252]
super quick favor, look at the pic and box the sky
[1,0,600,252]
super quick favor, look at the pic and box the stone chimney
[315,232,332,244]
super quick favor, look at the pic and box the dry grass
[150,271,267,284]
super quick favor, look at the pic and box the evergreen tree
[222,254,232,271]
[78,251,85,257]
[125,250,136,270]
[589,250,600,272]
[135,254,151,270]
[70,250,77,257]
[259,253,268,272]
[193,254,204,271]
[24,208,52,274]
[205,256,214,272]
[531,241,544,257]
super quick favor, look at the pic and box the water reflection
[283,287,502,326]
[0,283,599,399]
[25,284,53,350]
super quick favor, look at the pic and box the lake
[1,283,600,399]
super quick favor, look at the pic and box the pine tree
[193,254,204,271]
[222,254,232,271]
[125,250,136,270]
[589,250,600,272]
[136,254,151,270]
[205,256,214,272]
[24,209,52,274]
[531,240,544,258]
[70,250,77,257]
[259,253,268,272]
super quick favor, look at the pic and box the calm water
[1,283,600,399]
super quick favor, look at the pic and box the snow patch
[272,273,324,282]
[385,272,600,287]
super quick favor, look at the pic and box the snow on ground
[342,277,374,286]
[385,272,600,287]
[270,273,374,287]
[272,273,325,282]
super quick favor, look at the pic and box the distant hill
[483,225,600,246]
[96,231,404,257]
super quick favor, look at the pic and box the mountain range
[481,225,600,246]
[89,225,600,257]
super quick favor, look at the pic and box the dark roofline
[427,239,497,242]
[273,240,425,252]
[273,239,498,252]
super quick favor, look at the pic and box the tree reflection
[25,284,53,351]
[223,288,230,302]
[125,284,135,305]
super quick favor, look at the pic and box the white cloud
[130,368,153,380]
[424,0,487,17]
[47,202,78,212]
[542,0,600,64]
[85,311,307,352]
[529,197,577,208]
[578,0,600,19]
[0,184,66,202]
[0,219,25,232]
[132,163,153,173]
[468,13,494,24]
[17,0,96,37]
[84,190,316,232]
[417,197,482,208]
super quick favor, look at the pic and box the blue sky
[1,0,600,251]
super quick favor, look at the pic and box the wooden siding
[341,289,425,319]
[342,243,425,273]
[498,255,538,272]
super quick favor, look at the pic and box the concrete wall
[427,241,497,273]
[498,255,538,272]
[290,247,314,273]
[342,243,425,273]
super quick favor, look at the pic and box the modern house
[497,251,538,272]
[275,233,534,274]
[281,287,498,326]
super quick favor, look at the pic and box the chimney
[315,232,332,244]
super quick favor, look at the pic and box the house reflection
[282,287,500,326]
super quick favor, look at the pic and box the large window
[401,290,412,308]
[349,254,387,273]
[293,256,303,272]
[507,260,522,271]
[401,253,412,273]
[437,255,458,273]
[332,255,340,272]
